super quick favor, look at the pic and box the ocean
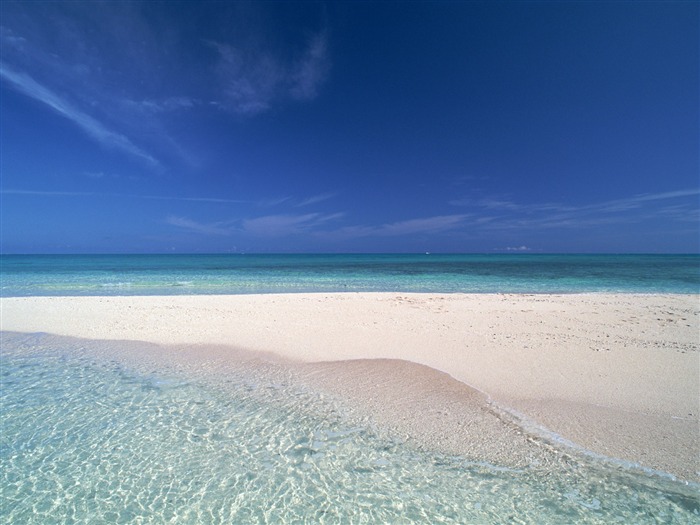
[1,253,699,296]
[1,254,699,523]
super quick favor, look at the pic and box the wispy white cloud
[163,211,345,238]
[210,41,278,114]
[211,29,330,115]
[243,212,344,236]
[124,96,198,114]
[1,188,251,204]
[333,214,470,238]
[592,189,700,213]
[295,192,337,207]
[290,31,330,100]
[1,2,331,174]
[655,204,700,223]
[1,189,97,197]
[142,195,250,204]
[162,211,468,240]
[2,187,342,212]
[164,215,235,236]
[257,196,293,208]
[476,199,526,211]
[451,188,700,231]
[0,64,160,168]
[376,215,469,236]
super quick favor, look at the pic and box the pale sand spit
[1,293,698,481]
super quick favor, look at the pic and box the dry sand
[1,293,698,481]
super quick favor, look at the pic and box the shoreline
[1,292,698,482]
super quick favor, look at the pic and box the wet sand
[1,293,698,481]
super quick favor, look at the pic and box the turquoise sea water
[1,253,699,296]
[2,254,699,523]
[2,333,698,524]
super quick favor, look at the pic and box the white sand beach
[2,293,698,481]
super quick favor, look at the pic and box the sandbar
[1,293,698,481]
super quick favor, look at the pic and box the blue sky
[1,1,698,253]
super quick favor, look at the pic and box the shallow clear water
[1,253,699,296]
[2,333,698,524]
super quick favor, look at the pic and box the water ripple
[1,334,698,524]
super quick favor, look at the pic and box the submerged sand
[1,293,698,481]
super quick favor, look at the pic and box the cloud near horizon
[450,188,700,231]
[164,212,345,238]
[163,212,469,241]
[7,185,697,244]
[164,215,235,236]
[332,215,471,238]
[242,213,344,236]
